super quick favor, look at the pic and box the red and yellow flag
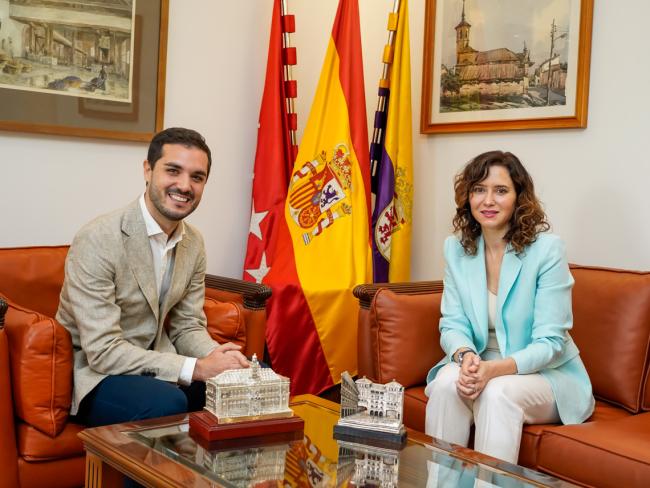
[265,0,371,394]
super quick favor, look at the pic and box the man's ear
[143,160,152,186]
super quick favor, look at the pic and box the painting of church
[439,0,571,112]
[451,1,533,99]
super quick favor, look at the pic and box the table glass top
[126,396,571,488]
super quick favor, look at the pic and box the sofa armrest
[354,281,444,386]
[354,281,444,309]
[0,299,20,488]
[205,275,272,310]
[204,275,271,360]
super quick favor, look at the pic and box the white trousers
[424,362,560,464]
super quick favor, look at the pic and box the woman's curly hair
[453,151,549,255]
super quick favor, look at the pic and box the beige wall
[1,0,648,280]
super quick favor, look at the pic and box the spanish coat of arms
[288,144,354,245]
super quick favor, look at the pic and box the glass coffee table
[79,394,576,487]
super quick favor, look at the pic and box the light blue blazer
[427,234,595,425]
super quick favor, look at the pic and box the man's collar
[138,194,185,243]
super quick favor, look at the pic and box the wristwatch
[456,349,476,365]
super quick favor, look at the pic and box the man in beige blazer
[57,128,249,427]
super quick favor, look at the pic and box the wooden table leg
[85,452,125,488]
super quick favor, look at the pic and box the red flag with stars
[243,0,298,285]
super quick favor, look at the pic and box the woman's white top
[483,291,503,360]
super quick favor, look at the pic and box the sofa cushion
[17,455,86,488]
[586,400,635,423]
[0,326,20,488]
[569,265,650,413]
[17,421,84,461]
[204,298,246,349]
[537,412,650,488]
[1,296,72,437]
[403,385,427,433]
[370,289,444,388]
[0,246,68,318]
[519,400,631,469]
[519,424,548,469]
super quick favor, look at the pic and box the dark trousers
[74,375,206,428]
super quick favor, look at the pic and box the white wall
[1,0,648,280]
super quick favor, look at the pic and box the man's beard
[149,186,197,221]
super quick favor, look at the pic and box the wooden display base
[191,429,304,452]
[189,410,304,442]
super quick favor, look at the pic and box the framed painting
[421,0,594,134]
[0,0,168,142]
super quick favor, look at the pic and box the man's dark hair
[147,127,212,175]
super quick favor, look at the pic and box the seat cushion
[537,412,650,488]
[2,296,72,437]
[519,400,631,469]
[17,421,85,461]
[570,265,650,413]
[0,327,20,488]
[403,385,427,433]
[18,455,85,488]
[370,289,444,388]
[204,298,246,349]
[404,386,634,476]
[519,424,549,469]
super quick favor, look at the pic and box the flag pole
[370,0,401,196]
[369,0,413,283]
[281,0,299,155]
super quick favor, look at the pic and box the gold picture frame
[421,0,594,134]
[0,0,168,142]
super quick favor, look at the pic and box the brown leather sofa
[0,245,270,488]
[355,264,650,488]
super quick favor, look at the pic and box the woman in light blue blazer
[425,151,594,464]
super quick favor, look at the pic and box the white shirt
[139,195,196,385]
[483,290,503,360]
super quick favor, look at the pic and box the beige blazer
[57,199,217,414]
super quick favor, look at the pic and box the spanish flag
[371,0,413,283]
[265,0,371,394]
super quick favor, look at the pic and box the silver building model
[337,372,405,435]
[204,354,292,423]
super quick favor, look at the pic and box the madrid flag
[265,0,371,394]
[243,0,297,285]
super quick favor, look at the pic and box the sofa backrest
[369,289,445,387]
[0,246,268,360]
[355,281,444,386]
[0,246,68,318]
[569,265,650,413]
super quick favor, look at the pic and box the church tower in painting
[455,0,474,65]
